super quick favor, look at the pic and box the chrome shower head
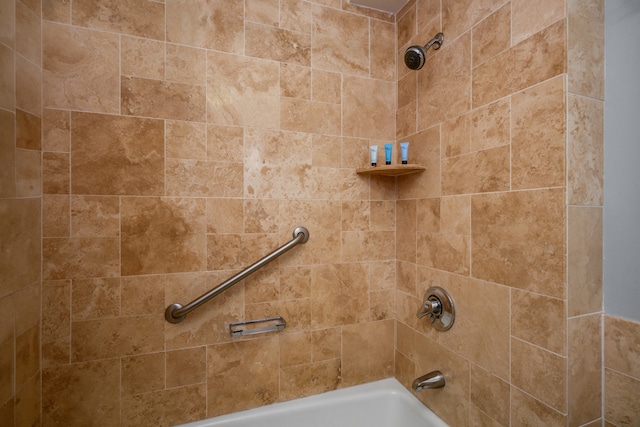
[404,32,444,70]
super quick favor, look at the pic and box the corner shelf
[356,164,426,177]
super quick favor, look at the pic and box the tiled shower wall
[38,0,400,425]
[0,0,43,424]
[392,0,613,425]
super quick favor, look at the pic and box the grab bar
[165,226,310,324]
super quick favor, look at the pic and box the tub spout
[412,371,445,392]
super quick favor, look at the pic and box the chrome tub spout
[412,371,445,392]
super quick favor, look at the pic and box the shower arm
[423,32,444,51]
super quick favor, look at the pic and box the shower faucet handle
[416,287,455,332]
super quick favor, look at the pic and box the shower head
[404,32,444,70]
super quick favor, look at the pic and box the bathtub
[175,378,448,427]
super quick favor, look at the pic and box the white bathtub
[175,378,448,427]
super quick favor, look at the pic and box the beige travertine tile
[512,338,566,412]
[15,53,40,115]
[341,200,369,232]
[121,36,164,80]
[208,124,244,163]
[568,0,604,100]
[15,1,40,65]
[43,237,119,280]
[396,102,417,140]
[0,45,14,112]
[43,22,118,113]
[417,32,471,130]
[245,299,311,334]
[42,151,68,195]
[471,98,510,152]
[567,94,604,206]
[166,44,206,86]
[417,0,440,33]
[245,128,312,167]
[166,158,243,197]
[279,266,312,300]
[70,195,119,238]
[342,320,395,387]
[473,20,566,108]
[414,333,470,427]
[0,0,15,48]
[440,195,470,235]
[246,0,279,26]
[469,404,504,427]
[121,384,206,427]
[312,69,341,104]
[71,112,164,196]
[511,386,566,426]
[121,275,165,317]
[312,134,341,167]
[370,289,395,320]
[121,352,165,396]
[280,97,341,135]
[243,266,279,304]
[605,315,640,379]
[14,282,40,333]
[42,360,120,425]
[438,276,510,380]
[472,188,565,298]
[470,364,510,426]
[43,0,70,23]
[311,5,369,76]
[472,2,510,67]
[417,232,470,275]
[16,109,40,150]
[15,324,38,389]
[396,199,417,263]
[121,197,206,275]
[42,280,70,368]
[443,0,504,41]
[71,277,120,321]
[207,51,280,129]
[72,315,163,362]
[512,289,566,355]
[15,148,40,197]
[166,120,206,160]
[398,72,416,109]
[342,75,395,140]
[280,359,341,400]
[280,332,312,367]
[42,108,70,152]
[281,0,312,34]
[310,263,369,328]
[0,110,16,198]
[206,198,243,234]
[512,0,565,45]
[397,126,441,199]
[341,137,369,169]
[395,349,415,391]
[568,314,602,426]
[442,113,470,159]
[512,76,566,190]
[396,260,416,295]
[15,372,40,427]
[311,328,342,362]
[72,0,164,39]
[340,231,394,262]
[281,64,311,99]
[246,22,311,66]
[0,198,41,297]
[166,0,243,53]
[371,200,395,231]
[442,145,510,195]
[244,199,280,234]
[166,347,206,388]
[605,368,640,426]
[207,337,279,417]
[370,19,395,82]
[397,3,416,48]
[0,296,13,403]
[121,77,206,122]
[568,206,603,316]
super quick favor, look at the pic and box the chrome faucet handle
[416,287,455,331]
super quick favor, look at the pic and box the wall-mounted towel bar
[165,226,310,324]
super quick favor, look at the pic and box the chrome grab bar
[165,226,310,324]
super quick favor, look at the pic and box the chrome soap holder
[417,286,455,331]
[229,317,286,337]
